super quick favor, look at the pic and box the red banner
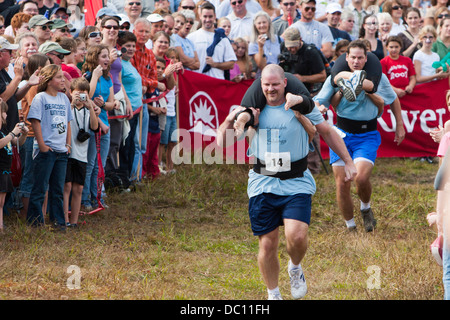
[177,71,450,161]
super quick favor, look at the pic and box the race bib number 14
[264,152,291,172]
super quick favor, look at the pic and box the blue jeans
[82,130,110,207]
[131,106,148,181]
[26,150,68,227]
[444,237,450,300]
[18,137,34,198]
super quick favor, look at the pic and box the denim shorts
[329,128,381,166]
[160,115,177,145]
[248,193,311,236]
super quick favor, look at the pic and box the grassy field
[0,157,444,300]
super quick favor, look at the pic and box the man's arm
[294,69,327,84]
[205,57,235,71]
[315,120,356,181]
[389,96,405,145]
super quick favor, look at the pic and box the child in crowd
[26,64,73,230]
[63,77,99,228]
[413,25,450,84]
[159,47,180,174]
[380,36,416,98]
[143,57,168,179]
[0,100,28,231]
[19,53,50,218]
[81,44,119,211]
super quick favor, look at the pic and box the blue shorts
[248,193,311,236]
[160,115,177,145]
[329,128,381,166]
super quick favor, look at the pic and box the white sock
[345,218,356,228]
[268,287,281,296]
[360,201,371,210]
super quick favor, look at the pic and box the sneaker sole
[337,78,356,102]
[354,70,367,96]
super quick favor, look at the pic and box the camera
[79,93,87,101]
[261,34,268,40]
[19,122,25,129]
[77,128,91,143]
[278,52,299,72]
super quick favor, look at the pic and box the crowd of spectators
[0,0,449,231]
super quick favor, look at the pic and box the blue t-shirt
[92,75,113,126]
[246,103,324,198]
[121,59,143,111]
[27,92,73,153]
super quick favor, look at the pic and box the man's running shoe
[361,207,377,232]
[288,264,307,299]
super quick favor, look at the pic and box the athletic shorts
[248,193,312,236]
[65,158,87,185]
[329,129,381,166]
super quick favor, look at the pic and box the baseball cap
[51,6,69,16]
[28,15,54,29]
[117,13,131,26]
[0,37,19,50]
[96,7,120,19]
[299,0,316,4]
[39,41,71,55]
[283,27,301,48]
[326,3,342,13]
[51,18,74,31]
[147,13,164,23]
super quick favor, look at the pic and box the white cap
[0,37,18,50]
[326,3,342,14]
[117,13,131,25]
[147,13,164,23]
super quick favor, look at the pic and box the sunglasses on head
[181,5,195,9]
[103,25,119,30]
[88,31,101,38]
[304,6,316,12]
[231,0,243,5]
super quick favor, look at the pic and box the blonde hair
[419,25,437,40]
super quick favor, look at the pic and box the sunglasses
[392,5,402,10]
[231,0,243,5]
[120,25,130,30]
[103,25,119,30]
[128,2,141,5]
[88,31,101,38]
[282,2,296,6]
[58,28,70,33]
[39,25,50,30]
[49,52,65,60]
[438,14,450,19]
[181,5,195,9]
[186,20,194,25]
[0,25,4,29]
[55,14,69,19]
[304,6,316,12]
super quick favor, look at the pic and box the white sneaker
[268,292,283,300]
[350,70,366,96]
[289,265,307,299]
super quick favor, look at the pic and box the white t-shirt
[70,106,94,163]
[291,20,334,50]
[413,49,440,81]
[187,28,237,80]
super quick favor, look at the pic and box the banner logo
[189,91,219,137]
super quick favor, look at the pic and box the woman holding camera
[248,11,280,76]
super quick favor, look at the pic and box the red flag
[84,0,104,26]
